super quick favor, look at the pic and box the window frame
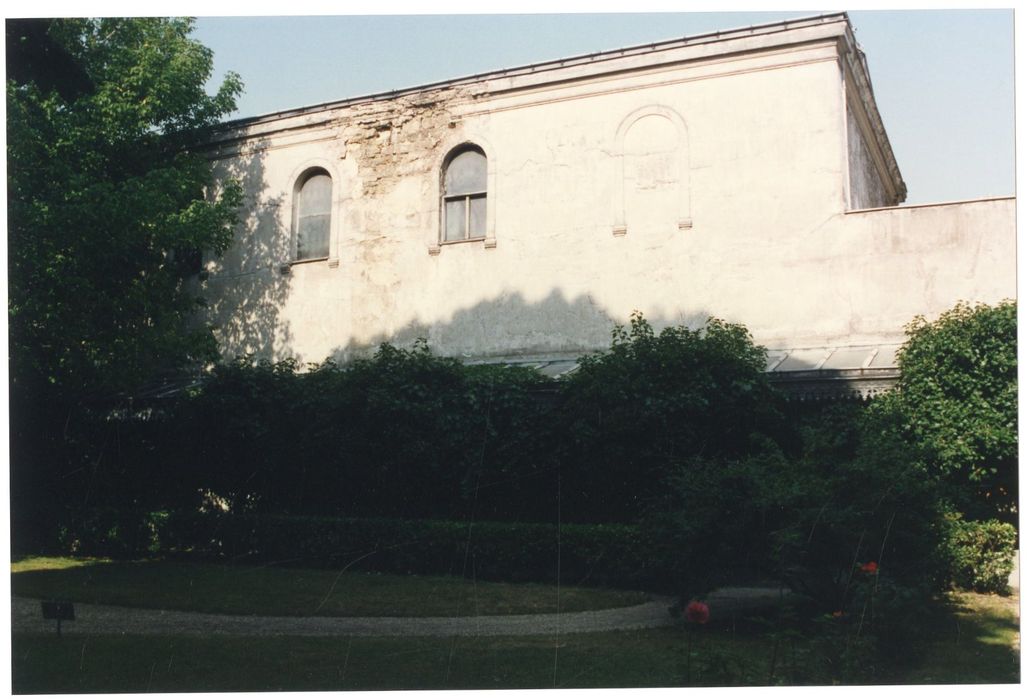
[440,145,488,245]
[292,167,333,264]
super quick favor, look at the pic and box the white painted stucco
[197,14,1015,368]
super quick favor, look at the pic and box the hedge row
[16,315,787,534]
[62,509,666,591]
[56,505,1018,597]
[15,306,1018,614]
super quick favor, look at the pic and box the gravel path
[11,587,790,638]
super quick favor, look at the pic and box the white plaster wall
[198,36,1015,365]
[847,104,888,209]
[203,136,356,361]
[812,198,1016,345]
[407,59,849,358]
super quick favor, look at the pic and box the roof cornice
[209,12,852,138]
[837,21,907,203]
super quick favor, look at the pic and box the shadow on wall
[193,148,833,373]
[317,289,862,384]
[200,138,296,360]
[328,288,718,364]
[199,206,844,374]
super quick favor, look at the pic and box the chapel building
[198,13,1015,398]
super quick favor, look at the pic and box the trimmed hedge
[944,516,1017,593]
[154,512,661,590]
[163,346,564,523]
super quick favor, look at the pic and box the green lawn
[11,556,649,617]
[10,556,112,573]
[901,590,1021,684]
[11,591,1019,691]
[10,557,1019,691]
[8,629,743,692]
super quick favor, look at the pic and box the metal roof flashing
[463,341,902,402]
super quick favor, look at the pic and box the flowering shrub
[769,399,948,625]
[684,600,710,624]
[681,599,713,685]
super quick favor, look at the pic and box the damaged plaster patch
[343,85,475,198]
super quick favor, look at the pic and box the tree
[558,312,788,523]
[8,18,242,397]
[7,18,243,550]
[895,300,1017,520]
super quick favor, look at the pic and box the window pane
[298,213,330,259]
[444,150,486,196]
[296,172,332,260]
[445,199,466,241]
[300,174,332,215]
[469,195,486,238]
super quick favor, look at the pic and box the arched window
[442,146,486,242]
[294,169,332,261]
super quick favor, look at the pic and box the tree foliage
[143,315,786,528]
[7,18,243,397]
[129,343,556,522]
[559,312,787,521]
[894,300,1017,518]
[7,18,243,550]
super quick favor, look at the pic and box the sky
[181,5,1017,206]
[2,1,1018,205]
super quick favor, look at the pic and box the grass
[12,628,787,692]
[898,590,1021,684]
[10,557,1019,691]
[15,630,689,692]
[11,591,1020,691]
[11,556,112,573]
[10,556,649,617]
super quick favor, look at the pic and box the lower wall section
[200,197,1015,365]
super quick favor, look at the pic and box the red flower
[684,600,710,624]
[860,561,879,574]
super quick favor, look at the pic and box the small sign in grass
[40,600,76,636]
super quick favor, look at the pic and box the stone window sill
[279,257,334,274]
[429,237,496,255]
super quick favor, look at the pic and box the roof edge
[838,22,907,203]
[846,194,1015,214]
[213,12,850,132]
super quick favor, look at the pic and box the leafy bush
[30,304,1014,625]
[943,515,1017,593]
[145,314,788,528]
[769,400,948,615]
[557,313,788,523]
[56,508,169,558]
[895,300,1017,520]
[640,447,799,600]
[166,343,557,521]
